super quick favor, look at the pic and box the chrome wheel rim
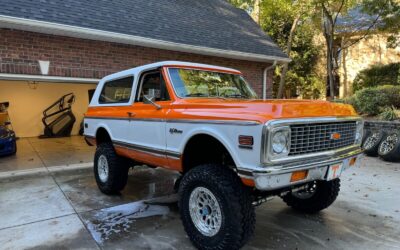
[292,182,317,199]
[189,187,222,237]
[379,134,398,155]
[98,155,109,183]
[363,132,381,150]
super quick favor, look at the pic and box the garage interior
[0,79,97,172]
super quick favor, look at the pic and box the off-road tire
[94,142,130,195]
[362,129,371,145]
[282,179,340,213]
[363,131,386,156]
[378,132,400,162]
[178,164,255,250]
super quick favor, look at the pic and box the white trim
[0,15,291,63]
[0,73,99,84]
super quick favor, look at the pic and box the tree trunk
[277,15,300,98]
[322,5,336,100]
[251,0,261,24]
[341,36,348,97]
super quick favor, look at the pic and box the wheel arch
[95,126,113,145]
[181,131,239,173]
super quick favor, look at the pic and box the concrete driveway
[0,156,399,250]
[0,136,94,175]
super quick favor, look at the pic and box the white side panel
[84,118,130,144]
[129,120,166,151]
[166,122,264,170]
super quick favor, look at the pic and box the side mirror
[143,95,162,110]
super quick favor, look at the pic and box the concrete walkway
[0,156,399,249]
[0,136,94,175]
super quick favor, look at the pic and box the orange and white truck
[84,61,363,249]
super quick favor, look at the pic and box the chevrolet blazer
[84,61,363,250]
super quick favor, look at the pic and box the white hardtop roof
[101,61,241,82]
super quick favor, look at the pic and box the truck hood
[172,99,358,123]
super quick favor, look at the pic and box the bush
[353,85,400,116]
[379,107,399,121]
[353,63,400,92]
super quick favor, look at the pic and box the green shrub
[353,85,400,115]
[379,107,399,121]
[353,63,400,91]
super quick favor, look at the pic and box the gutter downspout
[262,60,277,100]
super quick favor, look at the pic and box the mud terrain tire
[282,179,340,213]
[178,164,255,250]
[94,142,130,194]
[363,131,386,156]
[378,132,400,162]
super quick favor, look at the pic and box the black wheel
[282,179,340,213]
[363,131,386,156]
[178,164,255,250]
[378,132,400,162]
[94,142,130,194]
[362,129,371,145]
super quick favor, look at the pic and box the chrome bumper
[239,147,363,191]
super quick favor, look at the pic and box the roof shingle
[0,0,288,61]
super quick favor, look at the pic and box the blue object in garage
[0,125,16,156]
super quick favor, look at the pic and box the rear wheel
[178,164,255,250]
[378,132,400,162]
[282,179,340,213]
[94,142,130,194]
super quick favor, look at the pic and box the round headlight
[272,131,289,154]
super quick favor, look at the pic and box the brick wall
[0,29,273,98]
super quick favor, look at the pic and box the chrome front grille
[289,121,356,156]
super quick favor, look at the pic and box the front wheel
[281,179,340,213]
[178,164,255,250]
[94,143,130,195]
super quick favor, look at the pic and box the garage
[0,79,96,137]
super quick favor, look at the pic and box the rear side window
[99,76,134,104]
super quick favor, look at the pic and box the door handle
[127,112,136,118]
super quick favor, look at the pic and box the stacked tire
[362,130,400,162]
[377,132,400,162]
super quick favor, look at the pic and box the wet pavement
[0,156,399,249]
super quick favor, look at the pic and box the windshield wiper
[184,93,208,97]
[225,94,246,98]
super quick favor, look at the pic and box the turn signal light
[290,170,308,182]
[238,135,253,146]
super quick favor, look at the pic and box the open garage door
[0,80,96,137]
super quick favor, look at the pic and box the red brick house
[0,0,289,137]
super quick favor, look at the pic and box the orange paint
[114,145,170,168]
[85,136,96,146]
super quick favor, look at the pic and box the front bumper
[239,146,363,191]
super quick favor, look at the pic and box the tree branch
[338,13,381,52]
[333,0,346,26]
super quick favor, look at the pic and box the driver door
[127,69,171,167]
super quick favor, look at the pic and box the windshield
[168,68,258,99]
